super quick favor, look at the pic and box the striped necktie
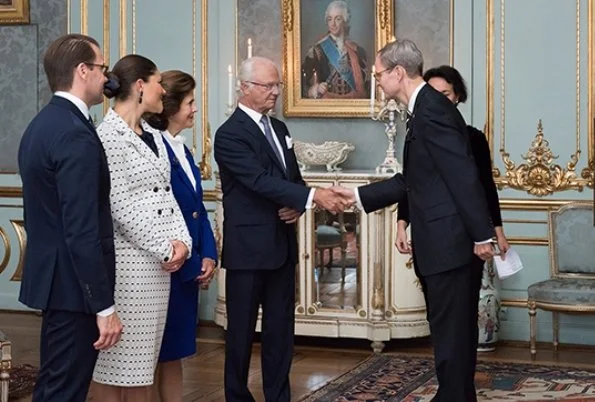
[260,115,285,169]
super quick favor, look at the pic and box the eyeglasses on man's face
[373,66,396,81]
[246,81,283,91]
[84,62,109,74]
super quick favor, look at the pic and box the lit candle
[247,38,253,58]
[227,64,233,106]
[370,66,376,115]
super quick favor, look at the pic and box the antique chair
[0,329,11,402]
[527,203,595,357]
[315,212,348,284]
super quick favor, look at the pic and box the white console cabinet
[213,171,429,352]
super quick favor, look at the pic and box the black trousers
[32,310,98,402]
[224,260,296,402]
[422,259,483,402]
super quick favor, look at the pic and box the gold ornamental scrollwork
[378,0,390,30]
[499,120,584,196]
[282,0,293,32]
[581,160,595,188]
[10,220,26,281]
[0,227,10,275]
[200,123,213,179]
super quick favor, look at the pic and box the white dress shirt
[54,91,115,317]
[162,130,197,191]
[238,103,315,209]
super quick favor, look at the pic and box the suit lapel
[104,109,169,179]
[403,85,430,175]
[235,108,287,176]
[271,118,297,179]
[50,96,96,133]
[50,96,109,171]
[185,148,203,197]
[162,137,199,200]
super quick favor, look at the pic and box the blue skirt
[159,269,199,362]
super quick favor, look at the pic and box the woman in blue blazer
[145,70,217,401]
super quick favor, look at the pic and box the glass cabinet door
[311,209,361,311]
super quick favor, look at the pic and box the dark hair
[43,34,100,92]
[423,65,468,103]
[103,54,158,101]
[145,70,196,131]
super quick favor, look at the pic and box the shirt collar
[163,129,186,146]
[54,91,90,120]
[238,102,268,126]
[407,82,426,114]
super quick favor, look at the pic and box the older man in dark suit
[335,39,496,401]
[214,56,348,402]
[18,34,122,402]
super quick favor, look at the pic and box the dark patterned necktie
[260,115,285,169]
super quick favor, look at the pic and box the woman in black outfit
[395,65,509,261]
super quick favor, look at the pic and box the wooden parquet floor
[3,311,595,401]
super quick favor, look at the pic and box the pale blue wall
[1,0,594,347]
[469,0,594,345]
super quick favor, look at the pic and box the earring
[139,90,143,104]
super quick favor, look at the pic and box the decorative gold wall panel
[486,0,594,194]
[499,120,585,195]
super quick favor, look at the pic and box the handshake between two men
[278,186,356,224]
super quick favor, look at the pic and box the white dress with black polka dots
[92,109,192,386]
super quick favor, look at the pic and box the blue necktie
[260,116,285,169]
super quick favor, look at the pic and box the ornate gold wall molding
[486,0,594,190]
[499,198,590,211]
[0,227,10,275]
[0,187,22,198]
[81,0,88,34]
[199,0,212,180]
[499,120,584,196]
[119,0,127,56]
[9,220,25,281]
[507,237,549,247]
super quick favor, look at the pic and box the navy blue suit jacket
[214,108,309,271]
[162,138,217,281]
[18,96,115,314]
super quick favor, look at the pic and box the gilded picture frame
[0,0,29,25]
[282,0,394,118]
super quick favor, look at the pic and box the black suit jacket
[398,125,503,227]
[18,96,115,314]
[214,107,310,271]
[359,85,494,276]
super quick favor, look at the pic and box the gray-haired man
[336,39,495,401]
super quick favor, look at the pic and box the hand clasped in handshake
[313,185,356,214]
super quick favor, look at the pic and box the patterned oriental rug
[7,364,37,401]
[300,354,595,401]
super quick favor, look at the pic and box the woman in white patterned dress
[91,54,192,402]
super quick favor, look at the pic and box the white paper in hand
[493,248,523,279]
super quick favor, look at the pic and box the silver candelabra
[371,98,407,174]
